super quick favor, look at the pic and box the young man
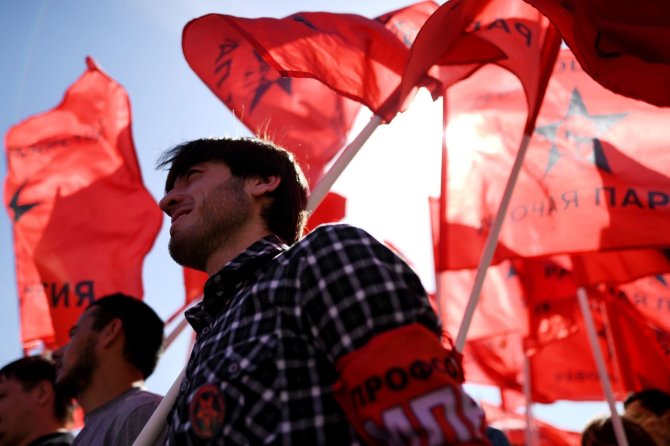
[53,293,165,446]
[0,356,74,446]
[157,137,489,445]
[624,388,670,446]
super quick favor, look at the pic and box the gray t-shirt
[74,387,165,446]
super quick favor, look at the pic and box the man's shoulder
[294,223,377,250]
[121,388,163,409]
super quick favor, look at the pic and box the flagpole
[523,355,534,446]
[576,287,629,446]
[454,27,562,351]
[307,114,383,212]
[132,366,186,446]
[131,304,195,446]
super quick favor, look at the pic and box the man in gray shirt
[53,293,165,445]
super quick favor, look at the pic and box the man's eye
[186,169,202,180]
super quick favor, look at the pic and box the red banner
[441,50,670,269]
[523,0,670,107]
[4,57,162,350]
[183,2,437,187]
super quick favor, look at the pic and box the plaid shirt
[166,224,441,445]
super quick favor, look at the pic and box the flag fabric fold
[522,0,670,107]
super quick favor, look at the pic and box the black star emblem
[248,50,292,112]
[535,89,627,176]
[9,182,39,222]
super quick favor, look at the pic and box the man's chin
[169,243,206,271]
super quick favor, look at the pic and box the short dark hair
[89,293,164,379]
[0,356,73,423]
[157,137,309,245]
[624,388,670,416]
[581,415,657,446]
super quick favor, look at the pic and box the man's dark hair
[0,356,73,423]
[581,415,657,446]
[624,388,670,416]
[88,293,164,379]
[157,137,309,245]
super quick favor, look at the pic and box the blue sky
[0,0,615,435]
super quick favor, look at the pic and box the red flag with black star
[3,57,162,350]
[442,49,670,270]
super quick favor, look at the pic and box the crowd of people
[1,137,668,445]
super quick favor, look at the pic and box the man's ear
[247,175,280,198]
[99,319,123,348]
[34,380,53,407]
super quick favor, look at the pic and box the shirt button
[202,327,210,335]
[227,362,239,375]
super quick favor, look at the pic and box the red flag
[601,292,670,392]
[183,267,207,306]
[522,0,670,107]
[182,2,437,186]
[442,49,670,269]
[617,274,670,332]
[3,57,162,350]
[400,0,555,113]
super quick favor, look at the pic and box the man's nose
[159,190,179,215]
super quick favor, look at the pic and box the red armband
[333,323,490,445]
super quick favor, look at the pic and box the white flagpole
[454,132,533,351]
[454,26,561,351]
[132,367,186,446]
[576,287,629,446]
[523,355,535,446]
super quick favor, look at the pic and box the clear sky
[0,0,614,436]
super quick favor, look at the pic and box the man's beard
[57,336,98,398]
[169,176,251,271]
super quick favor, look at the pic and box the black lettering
[531,201,544,217]
[622,188,644,208]
[487,18,511,33]
[365,376,383,404]
[648,191,669,209]
[562,190,578,209]
[75,281,95,307]
[514,22,532,47]
[351,386,366,408]
[48,283,69,307]
[409,360,433,380]
[595,187,616,206]
[386,368,408,391]
[510,205,527,221]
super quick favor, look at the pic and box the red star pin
[189,384,225,439]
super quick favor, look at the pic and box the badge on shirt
[189,383,225,439]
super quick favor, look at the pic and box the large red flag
[4,57,162,350]
[182,2,437,186]
[522,0,670,107]
[442,49,670,270]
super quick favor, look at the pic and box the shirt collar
[185,234,287,332]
